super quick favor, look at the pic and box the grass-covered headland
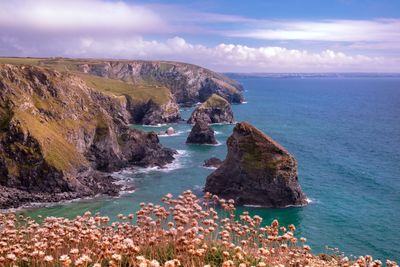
[0,191,397,267]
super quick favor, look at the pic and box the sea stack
[188,94,234,124]
[186,121,217,145]
[204,122,307,207]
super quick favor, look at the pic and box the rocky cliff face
[0,64,175,208]
[186,121,217,145]
[78,60,244,106]
[188,94,234,124]
[127,96,181,125]
[204,122,307,208]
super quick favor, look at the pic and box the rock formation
[188,94,234,124]
[78,60,244,105]
[204,122,307,208]
[2,58,244,125]
[186,121,217,145]
[203,157,223,168]
[0,64,175,208]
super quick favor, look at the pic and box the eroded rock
[204,122,307,208]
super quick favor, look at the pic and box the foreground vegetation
[0,191,397,267]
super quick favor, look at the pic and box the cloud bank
[0,0,399,72]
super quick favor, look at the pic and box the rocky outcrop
[188,94,234,124]
[203,157,223,168]
[0,64,175,209]
[204,122,307,208]
[128,96,181,125]
[186,121,217,145]
[77,60,244,105]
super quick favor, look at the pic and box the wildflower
[70,248,79,255]
[6,253,16,261]
[222,260,234,267]
[150,259,160,267]
[60,255,70,262]
[258,262,267,267]
[44,255,53,262]
[112,254,122,261]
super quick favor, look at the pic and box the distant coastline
[225,72,400,79]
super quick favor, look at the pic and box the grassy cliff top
[0,57,172,105]
[201,94,230,109]
[80,74,171,105]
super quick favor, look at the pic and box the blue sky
[1,0,399,72]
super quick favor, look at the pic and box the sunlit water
[21,77,400,261]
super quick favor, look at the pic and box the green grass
[15,111,88,172]
[0,57,41,66]
[80,74,170,105]
[202,94,229,108]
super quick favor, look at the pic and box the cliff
[204,122,307,207]
[0,58,243,125]
[75,60,244,105]
[0,64,175,208]
[188,94,234,124]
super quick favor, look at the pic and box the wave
[115,150,190,177]
[158,130,184,137]
[142,123,168,127]
[214,131,222,135]
[243,204,262,208]
[205,141,223,146]
[202,165,218,170]
[242,101,248,104]
[210,122,236,125]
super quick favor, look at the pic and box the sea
[21,76,400,261]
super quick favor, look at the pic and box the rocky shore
[0,64,175,209]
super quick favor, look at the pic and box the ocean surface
[22,77,400,261]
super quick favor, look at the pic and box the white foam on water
[244,204,262,208]
[242,101,248,104]
[202,166,218,170]
[214,131,222,135]
[158,131,184,137]
[210,122,233,126]
[115,150,190,176]
[204,141,222,147]
[142,123,168,128]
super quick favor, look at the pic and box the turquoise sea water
[22,77,400,261]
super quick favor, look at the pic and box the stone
[186,121,217,145]
[203,157,223,168]
[204,122,307,208]
[166,127,175,135]
[188,94,234,124]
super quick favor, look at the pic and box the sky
[1,0,400,72]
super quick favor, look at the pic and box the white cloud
[0,0,399,72]
[15,35,394,72]
[227,19,400,42]
[0,0,166,34]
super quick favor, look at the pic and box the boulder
[203,157,223,168]
[188,94,234,124]
[166,127,175,135]
[204,122,307,208]
[186,121,217,145]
